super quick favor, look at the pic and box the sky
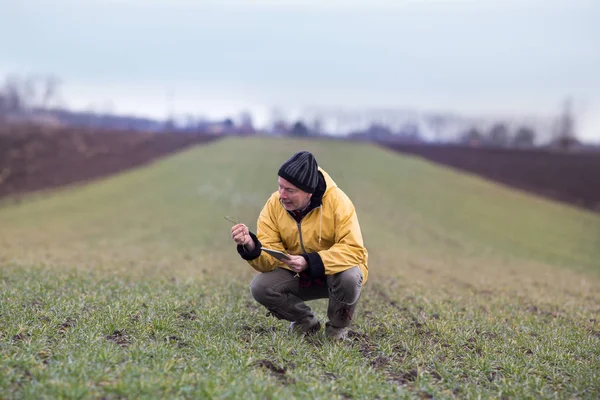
[1,0,599,141]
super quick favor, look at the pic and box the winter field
[1,137,599,399]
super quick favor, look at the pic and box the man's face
[278,177,312,211]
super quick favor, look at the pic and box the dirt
[165,335,188,348]
[379,141,600,212]
[241,325,277,335]
[105,329,131,347]
[0,123,220,200]
[178,310,198,321]
[254,359,295,385]
[11,333,30,344]
[388,369,418,384]
[58,318,76,335]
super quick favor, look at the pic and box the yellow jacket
[239,168,369,285]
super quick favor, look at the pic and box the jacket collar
[286,171,327,219]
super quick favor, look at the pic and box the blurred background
[1,0,599,210]
[1,0,599,142]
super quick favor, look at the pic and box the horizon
[1,0,599,141]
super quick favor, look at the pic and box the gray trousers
[250,266,363,328]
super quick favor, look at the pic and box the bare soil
[0,124,220,200]
[379,141,600,212]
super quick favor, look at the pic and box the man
[230,151,369,340]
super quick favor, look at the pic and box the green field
[1,137,599,399]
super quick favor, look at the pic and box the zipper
[296,222,307,254]
[286,205,321,255]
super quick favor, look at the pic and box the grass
[1,136,599,399]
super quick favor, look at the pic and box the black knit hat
[278,151,319,193]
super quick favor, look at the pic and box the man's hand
[282,255,308,275]
[231,223,255,252]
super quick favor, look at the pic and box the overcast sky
[1,0,599,140]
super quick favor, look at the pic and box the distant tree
[365,123,393,139]
[41,75,62,109]
[291,120,309,136]
[425,114,448,142]
[0,75,25,113]
[311,117,323,135]
[271,120,289,135]
[553,98,577,151]
[163,118,176,132]
[460,127,483,146]
[238,111,254,131]
[512,126,536,148]
[552,135,580,152]
[397,123,420,138]
[269,107,287,134]
[487,123,510,147]
[223,118,235,130]
[0,73,63,115]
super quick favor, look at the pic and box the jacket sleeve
[239,195,288,273]
[311,188,367,276]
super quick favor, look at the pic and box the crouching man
[230,151,369,340]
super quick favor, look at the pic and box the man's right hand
[231,223,255,251]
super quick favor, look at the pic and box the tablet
[261,247,292,261]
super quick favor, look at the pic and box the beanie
[278,151,319,193]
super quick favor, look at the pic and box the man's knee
[250,269,294,307]
[328,266,363,304]
[250,273,271,306]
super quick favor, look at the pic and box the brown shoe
[289,315,321,336]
